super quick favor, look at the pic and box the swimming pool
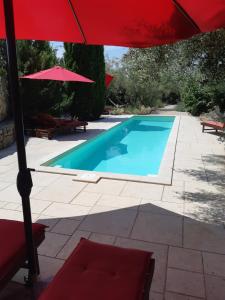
[44,116,175,177]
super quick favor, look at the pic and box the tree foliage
[63,44,105,120]
[17,40,60,116]
[107,29,225,115]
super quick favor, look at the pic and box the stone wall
[0,121,15,150]
[0,76,8,122]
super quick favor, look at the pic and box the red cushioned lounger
[201,120,225,132]
[0,219,46,291]
[39,238,155,300]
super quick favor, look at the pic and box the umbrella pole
[3,0,38,284]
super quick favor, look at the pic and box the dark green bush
[182,83,214,116]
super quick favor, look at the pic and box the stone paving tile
[34,178,86,203]
[42,202,91,219]
[12,255,64,288]
[121,182,163,200]
[183,218,225,254]
[0,184,43,204]
[184,200,225,225]
[57,230,91,259]
[0,181,11,191]
[36,215,59,231]
[149,291,164,300]
[168,246,203,273]
[0,208,23,221]
[0,184,23,203]
[115,237,168,293]
[171,180,185,187]
[17,199,52,214]
[89,233,116,245]
[38,255,65,283]
[139,199,184,216]
[184,181,225,201]
[31,172,61,187]
[205,275,225,300]
[0,164,15,174]
[203,252,225,277]
[0,155,17,166]
[79,205,137,237]
[38,232,69,257]
[131,212,183,246]
[71,191,101,206]
[173,169,208,183]
[166,268,205,298]
[162,185,185,204]
[0,201,7,208]
[96,194,141,210]
[164,292,201,299]
[84,179,126,195]
[50,218,81,235]
[3,202,21,210]
[0,168,18,183]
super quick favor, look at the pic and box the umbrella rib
[67,0,87,44]
[173,0,201,32]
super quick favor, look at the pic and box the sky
[104,46,128,60]
[51,42,128,60]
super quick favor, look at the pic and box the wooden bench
[35,128,56,139]
[0,219,46,291]
[38,238,155,300]
[201,120,225,133]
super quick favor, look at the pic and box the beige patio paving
[0,113,224,300]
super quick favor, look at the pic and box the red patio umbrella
[1,0,225,283]
[21,66,94,83]
[105,74,114,88]
[174,0,225,32]
[0,0,200,48]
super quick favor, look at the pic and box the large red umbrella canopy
[105,74,114,88]
[21,66,94,83]
[175,0,225,32]
[0,0,200,47]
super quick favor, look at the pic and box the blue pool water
[45,116,175,176]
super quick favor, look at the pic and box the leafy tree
[106,29,225,115]
[17,40,60,116]
[63,43,105,120]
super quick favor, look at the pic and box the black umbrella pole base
[17,169,39,284]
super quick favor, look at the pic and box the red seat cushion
[201,120,225,129]
[39,238,153,300]
[0,219,46,288]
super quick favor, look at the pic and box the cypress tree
[63,44,105,120]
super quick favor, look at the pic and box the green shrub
[110,105,153,115]
[181,83,214,116]
[176,101,186,112]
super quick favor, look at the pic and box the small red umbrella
[105,74,114,88]
[21,66,94,83]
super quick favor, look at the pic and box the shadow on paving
[175,154,225,225]
[0,198,225,299]
[202,130,225,143]
[54,128,105,142]
[0,128,105,162]
[96,117,130,123]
